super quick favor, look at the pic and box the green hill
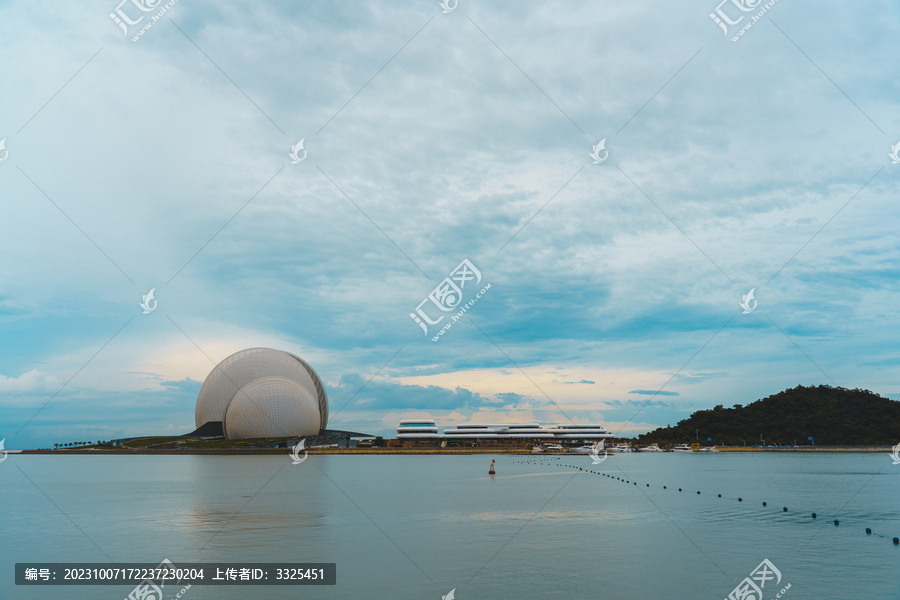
[636,385,900,446]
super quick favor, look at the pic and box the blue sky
[1,0,899,449]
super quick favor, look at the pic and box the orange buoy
[489,459,496,475]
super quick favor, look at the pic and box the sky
[1,0,899,449]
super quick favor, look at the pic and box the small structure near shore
[489,459,496,475]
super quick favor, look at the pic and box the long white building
[396,419,442,439]
[396,420,614,441]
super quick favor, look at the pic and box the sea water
[2,452,898,599]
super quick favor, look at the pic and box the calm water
[2,452,899,599]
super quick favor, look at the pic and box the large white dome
[224,376,321,439]
[195,347,328,437]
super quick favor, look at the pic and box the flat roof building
[396,419,442,439]
[396,420,614,441]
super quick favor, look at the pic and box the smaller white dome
[224,376,321,440]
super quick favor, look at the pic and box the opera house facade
[195,347,329,440]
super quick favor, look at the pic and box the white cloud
[0,369,61,393]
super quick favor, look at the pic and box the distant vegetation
[636,385,900,446]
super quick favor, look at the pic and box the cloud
[609,399,675,408]
[327,374,497,412]
[495,391,531,404]
[160,378,203,394]
[0,370,61,393]
[628,389,680,396]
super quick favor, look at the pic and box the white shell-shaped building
[223,376,321,439]
[195,347,328,440]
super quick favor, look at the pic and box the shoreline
[16,446,893,456]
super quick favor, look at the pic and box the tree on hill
[636,385,900,445]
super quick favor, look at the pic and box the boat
[672,444,693,452]
[571,444,596,454]
[697,446,719,452]
[608,443,633,453]
[543,444,564,451]
[638,444,664,452]
[531,445,544,453]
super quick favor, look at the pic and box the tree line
[636,385,900,446]
[54,441,112,448]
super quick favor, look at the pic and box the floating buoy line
[511,457,899,546]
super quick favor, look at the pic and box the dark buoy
[663,486,667,489]
[783,507,788,512]
[646,484,650,487]
[678,488,682,492]
[812,513,817,519]
[738,498,743,502]
[718,494,721,498]
[634,482,637,485]
[893,537,899,545]
[488,459,496,475]
[866,528,872,534]
[762,502,767,506]
[833,520,839,526]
